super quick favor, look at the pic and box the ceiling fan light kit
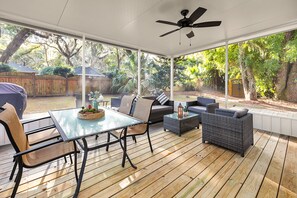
[156,6,222,45]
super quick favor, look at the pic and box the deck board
[0,123,296,198]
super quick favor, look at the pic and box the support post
[225,41,229,108]
[82,35,86,106]
[170,57,174,100]
[137,49,141,95]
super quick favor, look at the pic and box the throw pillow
[233,108,249,118]
[156,92,169,105]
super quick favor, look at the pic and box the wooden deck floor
[0,123,296,198]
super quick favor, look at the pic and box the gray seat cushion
[151,105,173,113]
[188,106,207,114]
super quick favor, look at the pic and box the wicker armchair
[201,109,254,157]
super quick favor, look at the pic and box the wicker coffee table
[163,112,199,136]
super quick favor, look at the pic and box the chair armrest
[25,124,56,136]
[21,116,52,126]
[206,103,219,113]
[186,100,198,107]
[13,139,64,158]
[202,112,253,132]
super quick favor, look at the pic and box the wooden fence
[0,72,112,97]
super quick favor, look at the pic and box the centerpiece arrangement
[77,104,105,120]
[88,91,104,109]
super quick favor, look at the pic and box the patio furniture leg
[11,157,23,198]
[9,159,17,180]
[106,133,110,151]
[120,128,137,169]
[64,156,67,163]
[95,134,99,140]
[132,135,137,143]
[73,142,78,182]
[74,138,88,198]
[69,154,73,164]
[147,131,153,153]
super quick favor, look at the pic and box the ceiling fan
[156,7,221,39]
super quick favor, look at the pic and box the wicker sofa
[201,108,254,157]
[142,96,174,124]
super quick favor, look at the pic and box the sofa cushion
[156,92,169,105]
[151,105,173,113]
[188,106,207,114]
[233,108,249,118]
[197,97,216,107]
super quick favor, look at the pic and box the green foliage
[53,66,74,78]
[39,66,73,78]
[284,31,297,63]
[0,64,15,72]
[39,66,54,75]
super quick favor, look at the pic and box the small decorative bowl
[77,109,105,120]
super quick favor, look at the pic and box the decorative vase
[92,100,99,109]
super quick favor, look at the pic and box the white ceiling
[0,0,297,57]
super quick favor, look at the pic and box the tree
[238,42,257,100]
[275,30,297,100]
[0,28,33,63]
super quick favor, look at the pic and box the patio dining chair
[106,98,154,152]
[96,95,135,140]
[0,103,77,198]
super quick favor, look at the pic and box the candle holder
[178,103,183,118]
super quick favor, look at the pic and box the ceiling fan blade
[189,7,207,23]
[193,21,222,28]
[186,31,195,39]
[160,28,181,37]
[156,20,179,26]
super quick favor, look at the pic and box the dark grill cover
[0,83,27,119]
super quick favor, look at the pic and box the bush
[39,66,54,75]
[39,66,74,77]
[53,66,73,78]
[0,64,15,72]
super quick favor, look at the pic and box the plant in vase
[88,91,104,109]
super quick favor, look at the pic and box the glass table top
[49,108,143,141]
[164,112,199,120]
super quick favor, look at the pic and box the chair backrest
[118,95,135,115]
[0,103,29,154]
[197,97,216,106]
[132,98,154,122]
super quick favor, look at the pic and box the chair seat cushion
[24,141,75,167]
[188,106,207,114]
[111,123,148,137]
[28,129,60,145]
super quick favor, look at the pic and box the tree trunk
[0,28,32,63]
[238,43,257,100]
[275,30,296,99]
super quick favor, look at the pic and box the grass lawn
[25,94,119,114]
[24,91,297,116]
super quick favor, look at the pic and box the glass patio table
[49,107,143,197]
